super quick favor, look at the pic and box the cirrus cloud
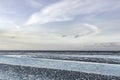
[26,0,120,25]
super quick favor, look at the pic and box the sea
[0,51,120,80]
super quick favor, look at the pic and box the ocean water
[0,51,120,80]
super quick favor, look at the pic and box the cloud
[24,23,100,38]
[26,0,120,25]
[0,23,99,41]
[59,23,100,38]
[0,20,20,32]
[83,24,100,35]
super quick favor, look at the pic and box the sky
[0,0,120,50]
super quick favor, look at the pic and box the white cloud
[83,23,100,35]
[0,20,20,32]
[26,0,120,25]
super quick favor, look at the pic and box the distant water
[0,51,120,80]
[1,51,120,64]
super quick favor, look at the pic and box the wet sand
[0,64,120,80]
